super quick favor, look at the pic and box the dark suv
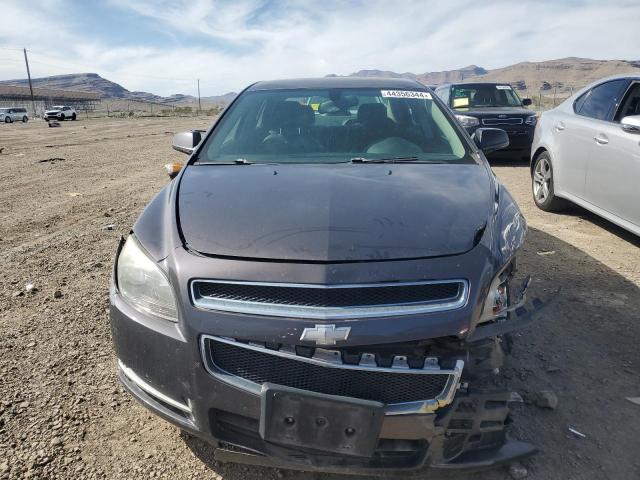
[110,77,548,474]
[435,82,536,160]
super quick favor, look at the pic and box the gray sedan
[530,74,640,236]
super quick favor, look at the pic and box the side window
[435,87,450,105]
[614,83,640,121]
[575,79,628,121]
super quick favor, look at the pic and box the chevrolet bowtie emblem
[300,324,351,346]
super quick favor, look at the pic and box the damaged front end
[202,185,547,472]
[112,165,551,474]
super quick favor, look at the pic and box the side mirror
[621,115,640,134]
[473,128,510,154]
[522,98,532,106]
[172,130,203,154]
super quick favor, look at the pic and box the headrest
[266,101,314,129]
[357,103,388,124]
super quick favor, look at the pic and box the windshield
[0,109,8,113]
[451,85,522,109]
[51,106,63,110]
[199,88,473,164]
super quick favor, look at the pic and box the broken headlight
[117,235,178,322]
[480,263,531,324]
[480,272,510,323]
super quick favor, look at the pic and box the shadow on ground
[182,226,640,480]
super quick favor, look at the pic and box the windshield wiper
[195,158,254,165]
[350,156,420,164]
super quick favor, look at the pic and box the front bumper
[110,289,539,473]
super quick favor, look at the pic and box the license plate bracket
[259,383,384,457]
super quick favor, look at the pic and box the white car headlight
[117,235,178,321]
[454,114,479,128]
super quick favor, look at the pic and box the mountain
[0,73,129,98]
[0,73,236,105]
[464,57,640,93]
[2,58,638,108]
[339,58,640,94]
[332,65,487,85]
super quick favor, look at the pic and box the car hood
[452,106,533,117]
[46,110,61,113]
[177,163,493,262]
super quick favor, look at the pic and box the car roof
[247,77,427,91]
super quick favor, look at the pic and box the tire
[5,116,12,123]
[59,113,65,121]
[531,151,567,212]
[71,113,76,121]
[22,116,28,123]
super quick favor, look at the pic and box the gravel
[1,116,639,480]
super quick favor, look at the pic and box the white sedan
[530,74,640,236]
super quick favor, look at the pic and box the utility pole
[23,48,37,117]
[197,79,201,114]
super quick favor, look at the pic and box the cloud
[1,0,639,96]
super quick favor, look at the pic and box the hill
[0,73,236,106]
[2,58,638,108]
[340,58,640,95]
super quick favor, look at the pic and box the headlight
[525,115,537,126]
[455,114,479,127]
[117,235,178,321]
[480,273,509,323]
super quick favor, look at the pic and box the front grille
[203,337,453,405]
[196,281,461,307]
[191,279,468,319]
[482,117,523,126]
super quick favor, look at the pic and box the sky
[1,0,639,97]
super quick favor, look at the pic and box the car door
[584,80,640,227]
[553,79,628,199]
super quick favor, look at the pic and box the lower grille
[482,117,523,126]
[202,336,461,406]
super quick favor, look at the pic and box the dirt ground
[1,117,638,480]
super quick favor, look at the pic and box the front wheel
[532,152,567,212]
[5,116,12,123]
[59,113,65,120]
[71,113,76,120]
[22,116,28,123]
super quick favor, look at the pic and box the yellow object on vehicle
[453,97,469,108]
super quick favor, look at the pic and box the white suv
[0,107,29,123]
[44,105,77,121]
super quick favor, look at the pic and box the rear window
[199,87,473,165]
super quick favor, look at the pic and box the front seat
[262,101,320,154]
[349,103,396,150]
